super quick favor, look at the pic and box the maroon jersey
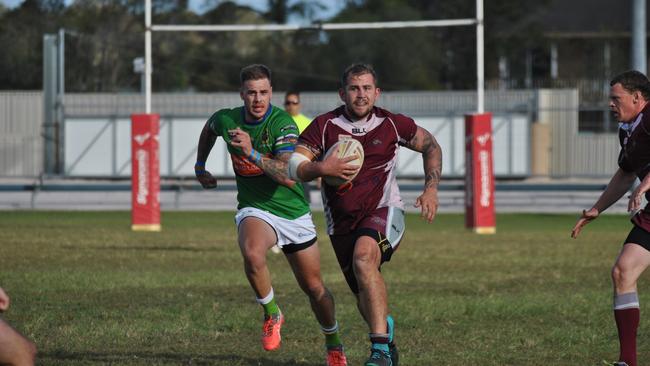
[299,106,417,235]
[618,104,650,231]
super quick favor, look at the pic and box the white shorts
[235,207,317,249]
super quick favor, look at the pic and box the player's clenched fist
[195,164,217,189]
[228,128,253,156]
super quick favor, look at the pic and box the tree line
[0,0,549,92]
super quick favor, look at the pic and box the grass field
[0,211,647,365]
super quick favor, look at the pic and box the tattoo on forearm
[417,128,442,190]
[256,152,293,184]
[260,158,290,180]
[425,170,441,187]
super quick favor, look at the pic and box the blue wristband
[248,150,261,163]
[194,161,206,171]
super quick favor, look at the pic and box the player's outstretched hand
[0,287,10,312]
[196,170,217,189]
[571,207,599,239]
[321,145,360,180]
[415,188,439,223]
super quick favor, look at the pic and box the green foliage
[0,0,550,92]
[0,211,646,364]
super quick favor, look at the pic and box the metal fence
[0,91,43,177]
[541,89,620,177]
[61,91,533,178]
[0,89,622,179]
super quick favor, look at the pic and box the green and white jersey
[207,105,309,219]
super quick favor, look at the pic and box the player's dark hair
[285,90,300,100]
[240,64,272,85]
[341,63,378,88]
[610,70,650,100]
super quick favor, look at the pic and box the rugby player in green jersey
[194,64,347,366]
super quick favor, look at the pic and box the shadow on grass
[40,350,323,366]
[61,245,220,252]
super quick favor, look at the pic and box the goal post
[143,2,484,113]
[139,0,493,233]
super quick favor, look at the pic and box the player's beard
[346,102,372,121]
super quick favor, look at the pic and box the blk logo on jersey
[352,127,367,134]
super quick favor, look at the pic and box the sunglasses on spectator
[284,101,299,105]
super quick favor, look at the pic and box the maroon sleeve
[393,113,418,145]
[298,114,328,158]
[617,129,634,172]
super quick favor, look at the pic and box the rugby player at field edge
[572,70,650,366]
[194,64,347,366]
[288,63,442,366]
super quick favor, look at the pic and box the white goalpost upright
[145,0,153,114]
[476,0,484,113]
[139,0,493,234]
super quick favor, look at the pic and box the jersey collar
[242,104,273,125]
[619,112,643,135]
[341,105,376,124]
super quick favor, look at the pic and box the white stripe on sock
[256,288,274,305]
[321,321,338,334]
[614,302,640,310]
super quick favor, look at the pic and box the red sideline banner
[464,113,496,234]
[131,114,161,231]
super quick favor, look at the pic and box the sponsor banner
[131,114,161,231]
[464,113,496,234]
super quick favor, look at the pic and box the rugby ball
[322,138,364,187]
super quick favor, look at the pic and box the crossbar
[151,19,478,32]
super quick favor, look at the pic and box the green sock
[261,297,280,316]
[258,289,280,316]
[322,322,342,347]
[325,332,342,347]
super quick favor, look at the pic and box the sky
[0,0,267,12]
[0,0,344,20]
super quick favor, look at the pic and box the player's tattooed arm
[405,126,442,223]
[405,126,442,190]
[228,127,296,187]
[257,151,296,188]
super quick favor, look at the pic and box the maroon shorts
[329,206,405,293]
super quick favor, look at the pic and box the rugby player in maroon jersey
[572,70,650,366]
[288,63,442,366]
